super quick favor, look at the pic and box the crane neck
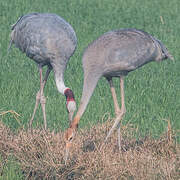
[55,78,66,94]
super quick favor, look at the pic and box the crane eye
[68,136,73,142]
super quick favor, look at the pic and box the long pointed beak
[64,142,72,165]
[64,147,69,165]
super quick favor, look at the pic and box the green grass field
[0,0,179,178]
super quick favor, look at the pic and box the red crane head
[64,88,76,122]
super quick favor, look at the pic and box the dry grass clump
[0,119,179,179]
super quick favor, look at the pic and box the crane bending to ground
[65,28,173,160]
[9,13,77,130]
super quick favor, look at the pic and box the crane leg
[40,94,47,130]
[29,66,52,130]
[117,77,126,150]
[29,91,40,129]
[107,78,121,116]
[105,77,126,150]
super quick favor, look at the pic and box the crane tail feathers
[11,15,23,30]
[7,15,24,54]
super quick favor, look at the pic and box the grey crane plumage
[9,13,77,130]
[65,28,173,159]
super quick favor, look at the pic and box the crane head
[64,88,76,122]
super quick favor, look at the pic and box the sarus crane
[9,12,77,130]
[65,28,173,160]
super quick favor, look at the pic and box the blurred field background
[0,0,179,179]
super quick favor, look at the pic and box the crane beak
[64,142,72,165]
[64,127,74,164]
[66,100,76,122]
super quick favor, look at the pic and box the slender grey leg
[117,124,121,150]
[39,66,52,130]
[117,77,126,150]
[29,91,40,129]
[40,95,46,130]
[105,77,126,150]
[29,66,43,129]
[29,66,52,130]
[107,78,121,116]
